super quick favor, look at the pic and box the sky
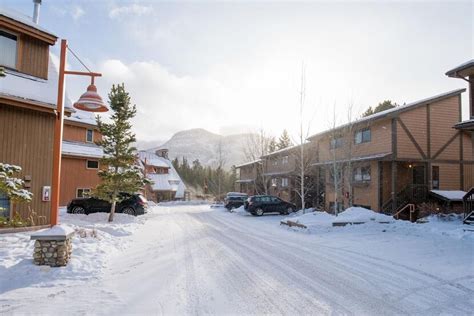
[5,0,473,145]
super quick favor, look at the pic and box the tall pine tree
[95,84,149,222]
[277,129,292,150]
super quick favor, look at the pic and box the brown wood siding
[63,124,101,143]
[240,165,257,180]
[60,157,101,206]
[432,163,460,190]
[429,96,461,160]
[18,35,49,79]
[0,104,54,223]
[265,154,296,174]
[463,132,474,161]
[463,165,474,190]
[397,105,428,159]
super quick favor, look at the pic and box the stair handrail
[462,187,474,220]
[393,203,416,222]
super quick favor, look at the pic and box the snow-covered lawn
[1,203,473,315]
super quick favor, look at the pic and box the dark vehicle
[67,193,148,216]
[224,195,248,211]
[244,195,296,216]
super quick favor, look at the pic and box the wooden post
[391,161,397,213]
[50,39,67,226]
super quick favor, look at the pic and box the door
[412,166,425,185]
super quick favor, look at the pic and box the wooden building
[0,8,74,224]
[235,160,262,195]
[59,111,103,206]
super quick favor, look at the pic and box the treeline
[172,157,237,198]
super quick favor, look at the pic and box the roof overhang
[445,60,474,79]
[236,179,255,183]
[311,152,392,166]
[454,119,474,131]
[0,14,57,45]
[0,94,73,115]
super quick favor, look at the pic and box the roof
[1,55,74,112]
[454,119,474,131]
[62,141,103,159]
[235,179,255,183]
[430,190,467,202]
[307,89,466,140]
[311,152,391,166]
[261,143,309,158]
[137,151,186,198]
[65,109,97,127]
[235,159,261,168]
[0,7,57,43]
[263,170,294,176]
[445,59,474,78]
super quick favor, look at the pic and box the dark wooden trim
[394,158,474,164]
[427,104,431,158]
[432,132,460,160]
[460,129,464,189]
[397,117,427,159]
[391,118,397,159]
[0,16,57,45]
[378,161,383,210]
[391,160,397,212]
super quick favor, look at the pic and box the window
[329,168,343,183]
[330,137,343,149]
[86,160,99,169]
[282,156,289,164]
[0,30,17,69]
[354,128,371,144]
[0,192,10,218]
[272,159,278,166]
[432,166,440,190]
[86,129,94,143]
[281,178,289,187]
[353,166,371,182]
[271,178,278,187]
[76,188,91,198]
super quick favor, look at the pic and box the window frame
[76,188,91,198]
[282,156,289,164]
[353,166,371,183]
[330,136,343,149]
[86,160,99,169]
[354,128,371,145]
[86,129,94,143]
[0,29,19,70]
[281,177,289,187]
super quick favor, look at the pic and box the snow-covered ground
[1,204,473,315]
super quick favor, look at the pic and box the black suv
[67,193,148,216]
[244,195,296,216]
[224,194,248,211]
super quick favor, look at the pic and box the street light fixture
[50,39,108,226]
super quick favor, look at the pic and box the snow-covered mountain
[146,128,253,169]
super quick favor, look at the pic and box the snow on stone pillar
[30,225,74,267]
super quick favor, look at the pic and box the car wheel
[122,207,136,216]
[286,207,294,215]
[255,208,264,216]
[71,206,85,214]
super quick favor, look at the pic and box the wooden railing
[382,184,429,215]
[463,187,474,221]
[393,203,416,222]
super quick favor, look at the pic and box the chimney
[155,149,169,160]
[33,0,42,24]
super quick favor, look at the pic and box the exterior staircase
[382,184,428,221]
[463,188,474,225]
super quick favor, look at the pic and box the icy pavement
[1,204,473,315]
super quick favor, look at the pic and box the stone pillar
[31,225,74,267]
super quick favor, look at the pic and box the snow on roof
[311,152,391,166]
[445,59,474,78]
[65,109,97,126]
[308,89,466,140]
[261,143,309,158]
[1,55,73,111]
[430,190,467,202]
[137,151,186,197]
[235,159,261,168]
[236,179,254,183]
[62,141,103,159]
[0,7,56,37]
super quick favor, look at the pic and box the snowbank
[333,207,394,224]
[158,200,210,206]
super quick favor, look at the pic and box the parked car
[67,193,148,216]
[244,195,296,216]
[224,194,248,211]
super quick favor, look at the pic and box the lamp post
[51,39,108,226]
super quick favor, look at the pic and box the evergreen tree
[362,100,397,117]
[95,84,149,222]
[0,163,32,203]
[268,137,277,153]
[277,129,292,150]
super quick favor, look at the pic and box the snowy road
[1,204,473,315]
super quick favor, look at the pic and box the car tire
[70,205,85,214]
[255,208,264,216]
[285,207,294,215]
[122,207,136,216]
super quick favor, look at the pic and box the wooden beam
[397,117,427,159]
[0,16,57,45]
[432,132,460,160]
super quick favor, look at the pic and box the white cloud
[72,6,85,21]
[109,4,154,19]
